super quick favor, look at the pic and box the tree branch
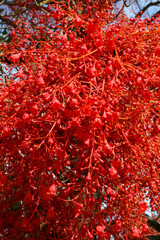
[34,0,49,14]
[144,213,160,233]
[147,236,160,240]
[113,3,125,20]
[151,10,160,19]
[0,0,5,6]
[124,0,132,8]
[0,14,17,29]
[135,1,160,18]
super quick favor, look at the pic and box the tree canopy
[0,1,160,239]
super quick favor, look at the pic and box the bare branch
[155,211,160,221]
[0,0,5,6]
[34,0,39,6]
[143,213,160,233]
[124,0,132,7]
[135,1,160,18]
[151,10,160,19]
[34,0,49,14]
[147,236,160,240]
[135,0,141,12]
[113,3,125,20]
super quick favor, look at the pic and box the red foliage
[0,1,160,239]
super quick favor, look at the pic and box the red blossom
[47,183,56,196]
[9,53,21,63]
[132,226,141,239]
[24,190,33,205]
[96,225,105,235]
[109,166,118,179]
[107,186,115,197]
[37,76,45,87]
[47,207,56,220]
[139,201,148,214]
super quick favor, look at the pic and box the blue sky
[115,0,160,18]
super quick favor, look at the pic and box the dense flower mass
[0,1,160,239]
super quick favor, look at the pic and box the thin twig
[0,0,5,6]
[34,0,49,14]
[37,121,57,149]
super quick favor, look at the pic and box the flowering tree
[0,1,160,239]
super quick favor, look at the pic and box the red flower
[109,166,118,179]
[9,53,21,63]
[138,202,148,214]
[132,226,141,239]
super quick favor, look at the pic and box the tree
[0,1,160,239]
